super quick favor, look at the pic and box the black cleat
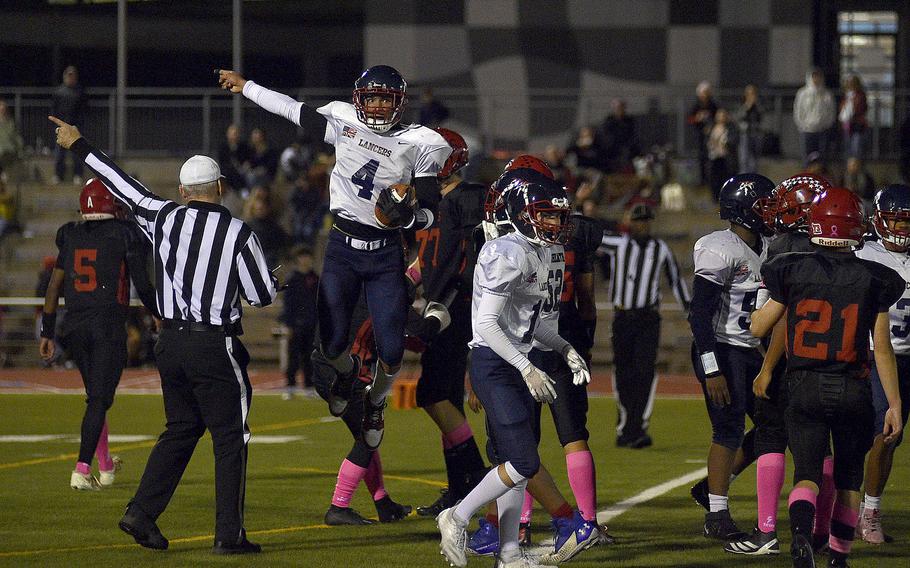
[375,495,412,523]
[119,505,169,550]
[328,355,360,417]
[827,556,849,568]
[704,510,747,541]
[724,528,780,555]
[324,504,375,525]
[597,523,617,546]
[790,534,816,568]
[361,394,385,450]
[416,488,456,517]
[212,537,261,555]
[812,533,830,554]
[690,477,710,511]
[627,434,653,449]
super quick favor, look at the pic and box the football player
[688,174,775,540]
[725,173,830,556]
[437,177,595,568]
[218,66,450,449]
[854,184,910,544]
[39,179,157,490]
[411,128,491,517]
[752,186,904,568]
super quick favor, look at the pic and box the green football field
[0,394,907,567]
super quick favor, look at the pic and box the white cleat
[437,507,468,567]
[495,549,542,567]
[70,470,102,491]
[98,456,122,487]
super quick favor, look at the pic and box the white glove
[424,301,451,332]
[754,286,770,312]
[563,346,591,386]
[521,363,557,403]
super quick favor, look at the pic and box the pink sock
[332,459,368,508]
[364,452,388,501]
[788,487,818,508]
[96,420,113,471]
[828,502,858,554]
[520,490,533,524]
[442,421,474,449]
[566,450,597,522]
[756,453,786,533]
[75,461,91,475]
[814,456,836,537]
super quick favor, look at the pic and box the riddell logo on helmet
[815,237,849,247]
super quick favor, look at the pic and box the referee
[51,116,278,554]
[599,202,690,448]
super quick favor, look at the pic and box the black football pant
[286,325,316,388]
[612,308,660,441]
[131,327,252,544]
[62,316,127,465]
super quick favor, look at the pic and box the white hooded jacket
[793,72,836,133]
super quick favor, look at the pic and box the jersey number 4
[351,159,380,200]
[792,299,859,362]
[74,249,98,292]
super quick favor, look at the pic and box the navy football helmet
[872,184,910,250]
[353,65,407,133]
[505,177,570,246]
[485,168,553,229]
[719,173,775,236]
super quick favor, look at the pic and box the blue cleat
[467,518,500,556]
[539,511,599,565]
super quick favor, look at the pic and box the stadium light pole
[116,0,127,156]
[232,0,243,128]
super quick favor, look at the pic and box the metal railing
[2,86,907,160]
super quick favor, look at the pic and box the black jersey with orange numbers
[417,181,485,303]
[55,219,155,316]
[762,249,904,376]
[767,231,813,260]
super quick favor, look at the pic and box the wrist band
[40,312,57,339]
[700,351,720,376]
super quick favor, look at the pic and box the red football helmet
[79,178,118,221]
[807,187,865,247]
[765,173,831,232]
[435,127,469,179]
[504,154,554,180]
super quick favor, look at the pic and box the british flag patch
[342,126,357,138]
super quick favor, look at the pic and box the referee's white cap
[179,155,224,186]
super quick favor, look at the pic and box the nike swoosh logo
[397,141,408,145]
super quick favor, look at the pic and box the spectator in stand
[244,192,288,267]
[279,246,320,399]
[599,98,640,173]
[688,81,718,187]
[794,68,836,162]
[279,136,313,182]
[246,128,279,188]
[707,108,734,202]
[218,124,252,195]
[735,85,763,174]
[840,157,876,206]
[901,114,910,183]
[544,145,577,193]
[289,175,326,246]
[804,151,833,183]
[839,74,868,160]
[418,87,450,128]
[51,66,88,185]
[566,126,605,171]
[0,101,23,194]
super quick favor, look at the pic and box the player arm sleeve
[413,176,441,213]
[70,138,169,242]
[475,291,532,372]
[688,275,723,361]
[236,231,278,308]
[533,319,572,356]
[125,232,159,317]
[40,268,65,338]
[662,242,691,311]
[241,80,327,132]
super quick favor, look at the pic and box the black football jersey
[762,249,904,376]
[416,181,485,303]
[767,231,813,260]
[55,219,155,316]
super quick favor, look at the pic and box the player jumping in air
[218,66,450,450]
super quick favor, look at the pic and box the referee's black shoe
[213,531,262,555]
[328,354,361,417]
[119,504,168,550]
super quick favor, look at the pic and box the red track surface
[0,368,704,396]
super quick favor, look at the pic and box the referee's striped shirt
[72,139,277,324]
[599,233,691,310]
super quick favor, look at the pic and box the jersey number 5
[792,299,859,362]
[74,249,98,292]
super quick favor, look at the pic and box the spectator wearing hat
[598,203,690,448]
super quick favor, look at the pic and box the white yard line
[597,467,707,525]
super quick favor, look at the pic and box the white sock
[708,493,728,513]
[864,494,881,511]
[369,364,399,405]
[454,466,514,525]
[497,478,528,561]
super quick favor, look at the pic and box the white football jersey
[469,233,561,353]
[531,246,567,352]
[318,101,451,229]
[693,229,770,348]
[855,240,910,354]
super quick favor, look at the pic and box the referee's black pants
[612,308,660,442]
[131,327,252,544]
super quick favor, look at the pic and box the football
[374,182,417,228]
